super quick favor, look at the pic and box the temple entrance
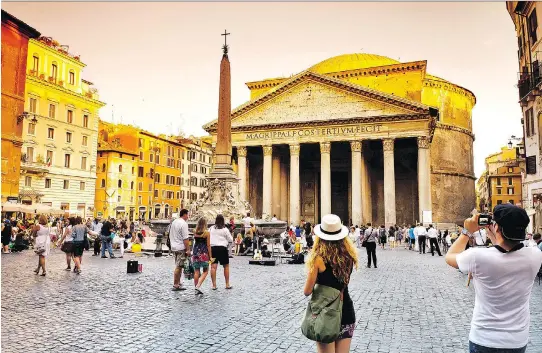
[331,171,348,224]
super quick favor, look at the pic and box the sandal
[211,287,218,290]
[34,268,40,275]
[195,288,203,295]
[225,285,233,290]
[40,272,46,276]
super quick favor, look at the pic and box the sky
[2,2,523,178]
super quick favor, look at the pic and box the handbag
[362,228,373,247]
[301,284,344,343]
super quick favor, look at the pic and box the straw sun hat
[313,214,349,241]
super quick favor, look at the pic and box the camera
[478,214,492,226]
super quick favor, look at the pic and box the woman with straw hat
[303,214,358,352]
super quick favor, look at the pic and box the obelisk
[213,30,233,171]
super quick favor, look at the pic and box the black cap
[493,204,530,241]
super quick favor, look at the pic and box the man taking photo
[445,204,542,353]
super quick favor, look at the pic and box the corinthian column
[417,136,432,223]
[272,154,281,218]
[320,142,331,218]
[383,138,396,227]
[262,145,273,217]
[280,161,288,221]
[350,141,362,226]
[237,146,247,201]
[289,144,300,226]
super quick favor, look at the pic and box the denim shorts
[469,341,527,353]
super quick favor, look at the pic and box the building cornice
[27,75,105,107]
[1,10,40,39]
[209,113,432,133]
[432,169,477,180]
[435,122,475,140]
[424,78,476,105]
[30,38,86,67]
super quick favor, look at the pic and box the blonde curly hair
[306,236,358,284]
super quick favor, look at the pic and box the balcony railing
[20,161,49,174]
[518,60,542,101]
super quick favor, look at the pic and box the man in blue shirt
[408,225,415,251]
[533,233,542,251]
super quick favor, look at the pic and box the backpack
[379,228,386,239]
[165,222,172,249]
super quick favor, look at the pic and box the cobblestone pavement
[2,246,541,353]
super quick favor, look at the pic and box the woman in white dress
[33,215,51,276]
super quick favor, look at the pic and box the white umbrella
[2,203,24,212]
[30,204,54,214]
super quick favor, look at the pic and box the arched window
[102,163,106,172]
[130,181,134,190]
[101,179,105,188]
[119,164,123,173]
[118,180,122,188]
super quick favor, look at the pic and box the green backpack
[301,284,343,343]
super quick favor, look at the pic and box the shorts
[174,251,186,269]
[193,261,209,270]
[72,241,85,257]
[211,246,229,266]
[389,237,395,242]
[337,323,355,340]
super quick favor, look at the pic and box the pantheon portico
[204,53,476,227]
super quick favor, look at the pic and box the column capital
[289,144,300,156]
[382,138,394,152]
[417,136,430,149]
[350,141,362,152]
[320,141,331,154]
[263,145,273,156]
[237,146,247,157]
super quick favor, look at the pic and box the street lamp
[17,112,38,125]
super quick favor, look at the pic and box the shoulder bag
[301,283,344,343]
[361,228,372,247]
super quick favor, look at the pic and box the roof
[1,10,40,39]
[309,53,400,74]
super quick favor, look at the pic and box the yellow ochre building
[204,53,476,227]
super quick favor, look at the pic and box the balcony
[20,161,49,175]
[518,61,542,102]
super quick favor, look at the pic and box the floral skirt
[337,323,355,340]
[192,244,210,270]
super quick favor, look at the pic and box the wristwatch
[461,228,473,238]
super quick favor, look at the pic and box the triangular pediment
[204,71,431,131]
[62,146,75,153]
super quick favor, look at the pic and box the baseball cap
[493,204,530,241]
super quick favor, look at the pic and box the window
[139,152,143,160]
[138,182,142,191]
[48,104,56,118]
[529,9,538,44]
[192,164,198,172]
[51,63,57,80]
[138,166,144,177]
[155,173,161,183]
[25,176,32,187]
[508,187,514,195]
[26,147,34,162]
[525,108,535,137]
[69,71,75,85]
[119,165,123,173]
[32,55,39,71]
[81,157,87,170]
[27,122,36,135]
[181,190,185,199]
[497,200,503,205]
[130,181,134,190]
[83,115,89,128]
[497,177,501,186]
[150,154,154,163]
[132,167,135,175]
[80,182,85,191]
[154,189,158,197]
[148,184,152,191]
[497,189,502,195]
[101,179,105,188]
[66,132,72,143]
[45,178,51,188]
[63,180,69,189]
[118,180,122,188]
[508,177,513,185]
[82,136,88,146]
[64,154,71,168]
[46,150,53,165]
[67,110,73,124]
[118,195,121,202]
[29,98,37,113]
[47,128,54,139]
[508,167,513,173]
[156,155,160,164]
[138,196,142,204]
[102,163,106,171]
[138,138,144,148]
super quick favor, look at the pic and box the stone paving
[2,246,542,353]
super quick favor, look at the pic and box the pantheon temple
[203,53,476,227]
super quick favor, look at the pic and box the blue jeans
[101,239,114,257]
[469,341,527,353]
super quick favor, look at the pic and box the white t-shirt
[242,217,252,229]
[456,246,542,349]
[169,218,189,251]
[354,228,361,240]
[427,228,438,238]
[414,226,427,237]
[210,226,233,247]
[473,229,487,246]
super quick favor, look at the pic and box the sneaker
[65,267,71,271]
[110,256,116,259]
[101,256,107,258]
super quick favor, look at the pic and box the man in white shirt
[242,213,252,236]
[445,204,542,352]
[473,228,487,247]
[427,224,442,256]
[170,209,191,291]
[414,223,428,254]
